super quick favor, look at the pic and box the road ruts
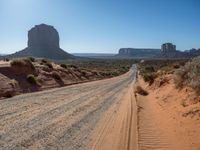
[0,65,137,150]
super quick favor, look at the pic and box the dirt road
[0,65,138,150]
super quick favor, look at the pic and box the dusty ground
[0,61,10,67]
[0,65,138,150]
[137,76,200,150]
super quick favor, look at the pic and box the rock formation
[116,48,161,58]
[117,46,200,59]
[28,24,60,48]
[7,24,74,60]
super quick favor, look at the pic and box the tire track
[0,66,137,150]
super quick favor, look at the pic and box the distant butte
[6,24,74,60]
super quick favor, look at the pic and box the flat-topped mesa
[28,24,60,48]
[117,48,161,58]
[6,24,74,60]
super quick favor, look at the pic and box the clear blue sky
[0,0,199,54]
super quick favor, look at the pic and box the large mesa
[7,24,74,60]
[28,24,60,48]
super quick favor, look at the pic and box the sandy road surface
[0,65,137,150]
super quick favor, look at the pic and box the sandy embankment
[136,76,200,150]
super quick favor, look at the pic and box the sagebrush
[174,57,200,95]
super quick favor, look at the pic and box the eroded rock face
[6,24,74,60]
[28,24,60,48]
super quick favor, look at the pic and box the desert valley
[0,1,200,150]
[0,23,199,150]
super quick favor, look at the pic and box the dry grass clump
[135,86,149,96]
[9,79,19,88]
[11,59,35,70]
[40,59,53,69]
[45,62,53,69]
[140,66,157,85]
[174,57,200,95]
[60,64,67,69]
[139,59,188,85]
[27,74,38,85]
[28,57,36,62]
[66,64,78,69]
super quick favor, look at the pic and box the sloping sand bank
[137,76,200,150]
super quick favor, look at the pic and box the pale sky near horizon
[0,0,200,54]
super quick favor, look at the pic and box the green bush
[27,74,38,85]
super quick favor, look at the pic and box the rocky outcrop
[28,24,60,48]
[0,73,18,98]
[156,49,200,58]
[116,48,161,58]
[6,24,74,60]
[117,47,200,59]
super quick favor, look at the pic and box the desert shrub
[11,59,26,66]
[174,67,188,88]
[41,59,48,63]
[143,73,157,84]
[67,64,78,69]
[27,74,38,85]
[28,57,35,62]
[144,66,155,72]
[81,70,88,76]
[5,58,9,61]
[189,80,200,94]
[111,72,120,77]
[11,59,35,70]
[60,64,67,69]
[9,79,19,88]
[174,57,200,94]
[140,65,157,85]
[135,86,148,96]
[173,64,180,69]
[45,62,53,69]
[52,72,61,80]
